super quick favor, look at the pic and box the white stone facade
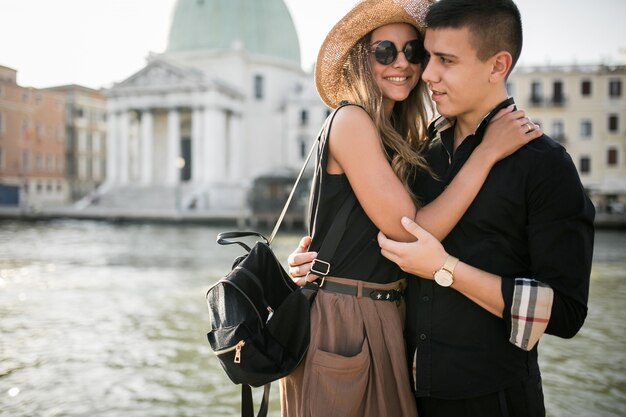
[104,49,323,212]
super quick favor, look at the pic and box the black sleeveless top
[307,107,407,284]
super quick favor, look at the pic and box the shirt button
[422,296,430,302]
[419,333,427,341]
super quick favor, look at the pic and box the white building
[101,0,327,216]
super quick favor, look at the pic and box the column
[166,108,181,186]
[229,113,244,182]
[118,110,130,185]
[140,109,154,185]
[204,107,226,183]
[105,110,118,184]
[191,107,204,183]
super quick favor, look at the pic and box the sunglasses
[371,40,426,66]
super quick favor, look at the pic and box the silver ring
[524,123,533,133]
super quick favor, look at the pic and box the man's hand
[287,236,319,286]
[378,217,448,279]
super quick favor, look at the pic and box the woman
[280,1,541,416]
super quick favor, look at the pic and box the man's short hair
[425,0,523,75]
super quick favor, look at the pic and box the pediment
[113,59,204,90]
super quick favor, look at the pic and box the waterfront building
[0,65,68,207]
[101,0,326,217]
[508,64,626,213]
[45,85,107,201]
[97,0,624,222]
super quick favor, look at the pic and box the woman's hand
[477,105,543,165]
[287,236,319,286]
[377,217,448,279]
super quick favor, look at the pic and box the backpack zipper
[213,340,246,363]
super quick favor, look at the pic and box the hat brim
[315,0,433,109]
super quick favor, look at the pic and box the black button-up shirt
[406,98,595,399]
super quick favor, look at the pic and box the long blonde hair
[341,31,432,206]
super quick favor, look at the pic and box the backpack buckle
[310,259,330,276]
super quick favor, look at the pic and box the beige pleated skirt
[280,277,418,417]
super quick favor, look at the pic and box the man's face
[422,27,495,124]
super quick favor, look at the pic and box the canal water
[0,220,624,417]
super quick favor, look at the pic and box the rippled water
[0,221,624,417]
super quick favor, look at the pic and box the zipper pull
[266,306,274,323]
[234,340,245,363]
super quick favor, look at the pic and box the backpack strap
[236,106,359,417]
[241,383,270,417]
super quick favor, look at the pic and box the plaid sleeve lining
[509,278,554,351]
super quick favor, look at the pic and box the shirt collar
[428,97,517,141]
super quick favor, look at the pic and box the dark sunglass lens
[374,41,397,65]
[404,40,425,64]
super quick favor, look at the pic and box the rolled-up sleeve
[502,144,595,350]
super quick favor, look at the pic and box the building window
[0,147,3,170]
[530,81,542,104]
[36,122,43,140]
[608,114,619,133]
[254,75,264,100]
[552,80,564,105]
[22,150,31,172]
[36,153,44,170]
[580,120,592,138]
[552,120,565,142]
[22,91,30,102]
[22,119,29,138]
[607,148,618,166]
[300,138,307,159]
[581,79,592,97]
[300,109,309,126]
[580,156,591,174]
[0,112,5,135]
[609,79,622,98]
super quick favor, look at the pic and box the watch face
[434,270,453,287]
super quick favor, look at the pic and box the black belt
[320,280,404,302]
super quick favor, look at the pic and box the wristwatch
[433,256,459,287]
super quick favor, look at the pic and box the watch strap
[443,255,459,275]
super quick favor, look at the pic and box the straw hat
[315,0,433,109]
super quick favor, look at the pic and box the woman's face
[369,23,423,115]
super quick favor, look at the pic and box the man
[375,0,595,415]
[289,0,594,415]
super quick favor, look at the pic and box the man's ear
[490,51,513,83]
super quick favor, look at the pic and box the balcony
[549,95,567,107]
[529,95,543,107]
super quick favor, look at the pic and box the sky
[1,0,625,90]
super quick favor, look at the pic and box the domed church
[103,0,326,217]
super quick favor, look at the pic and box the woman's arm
[327,106,417,240]
[329,105,541,242]
[414,106,541,241]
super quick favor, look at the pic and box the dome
[166,0,301,65]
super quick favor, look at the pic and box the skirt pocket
[308,338,371,417]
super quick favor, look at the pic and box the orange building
[0,65,68,206]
